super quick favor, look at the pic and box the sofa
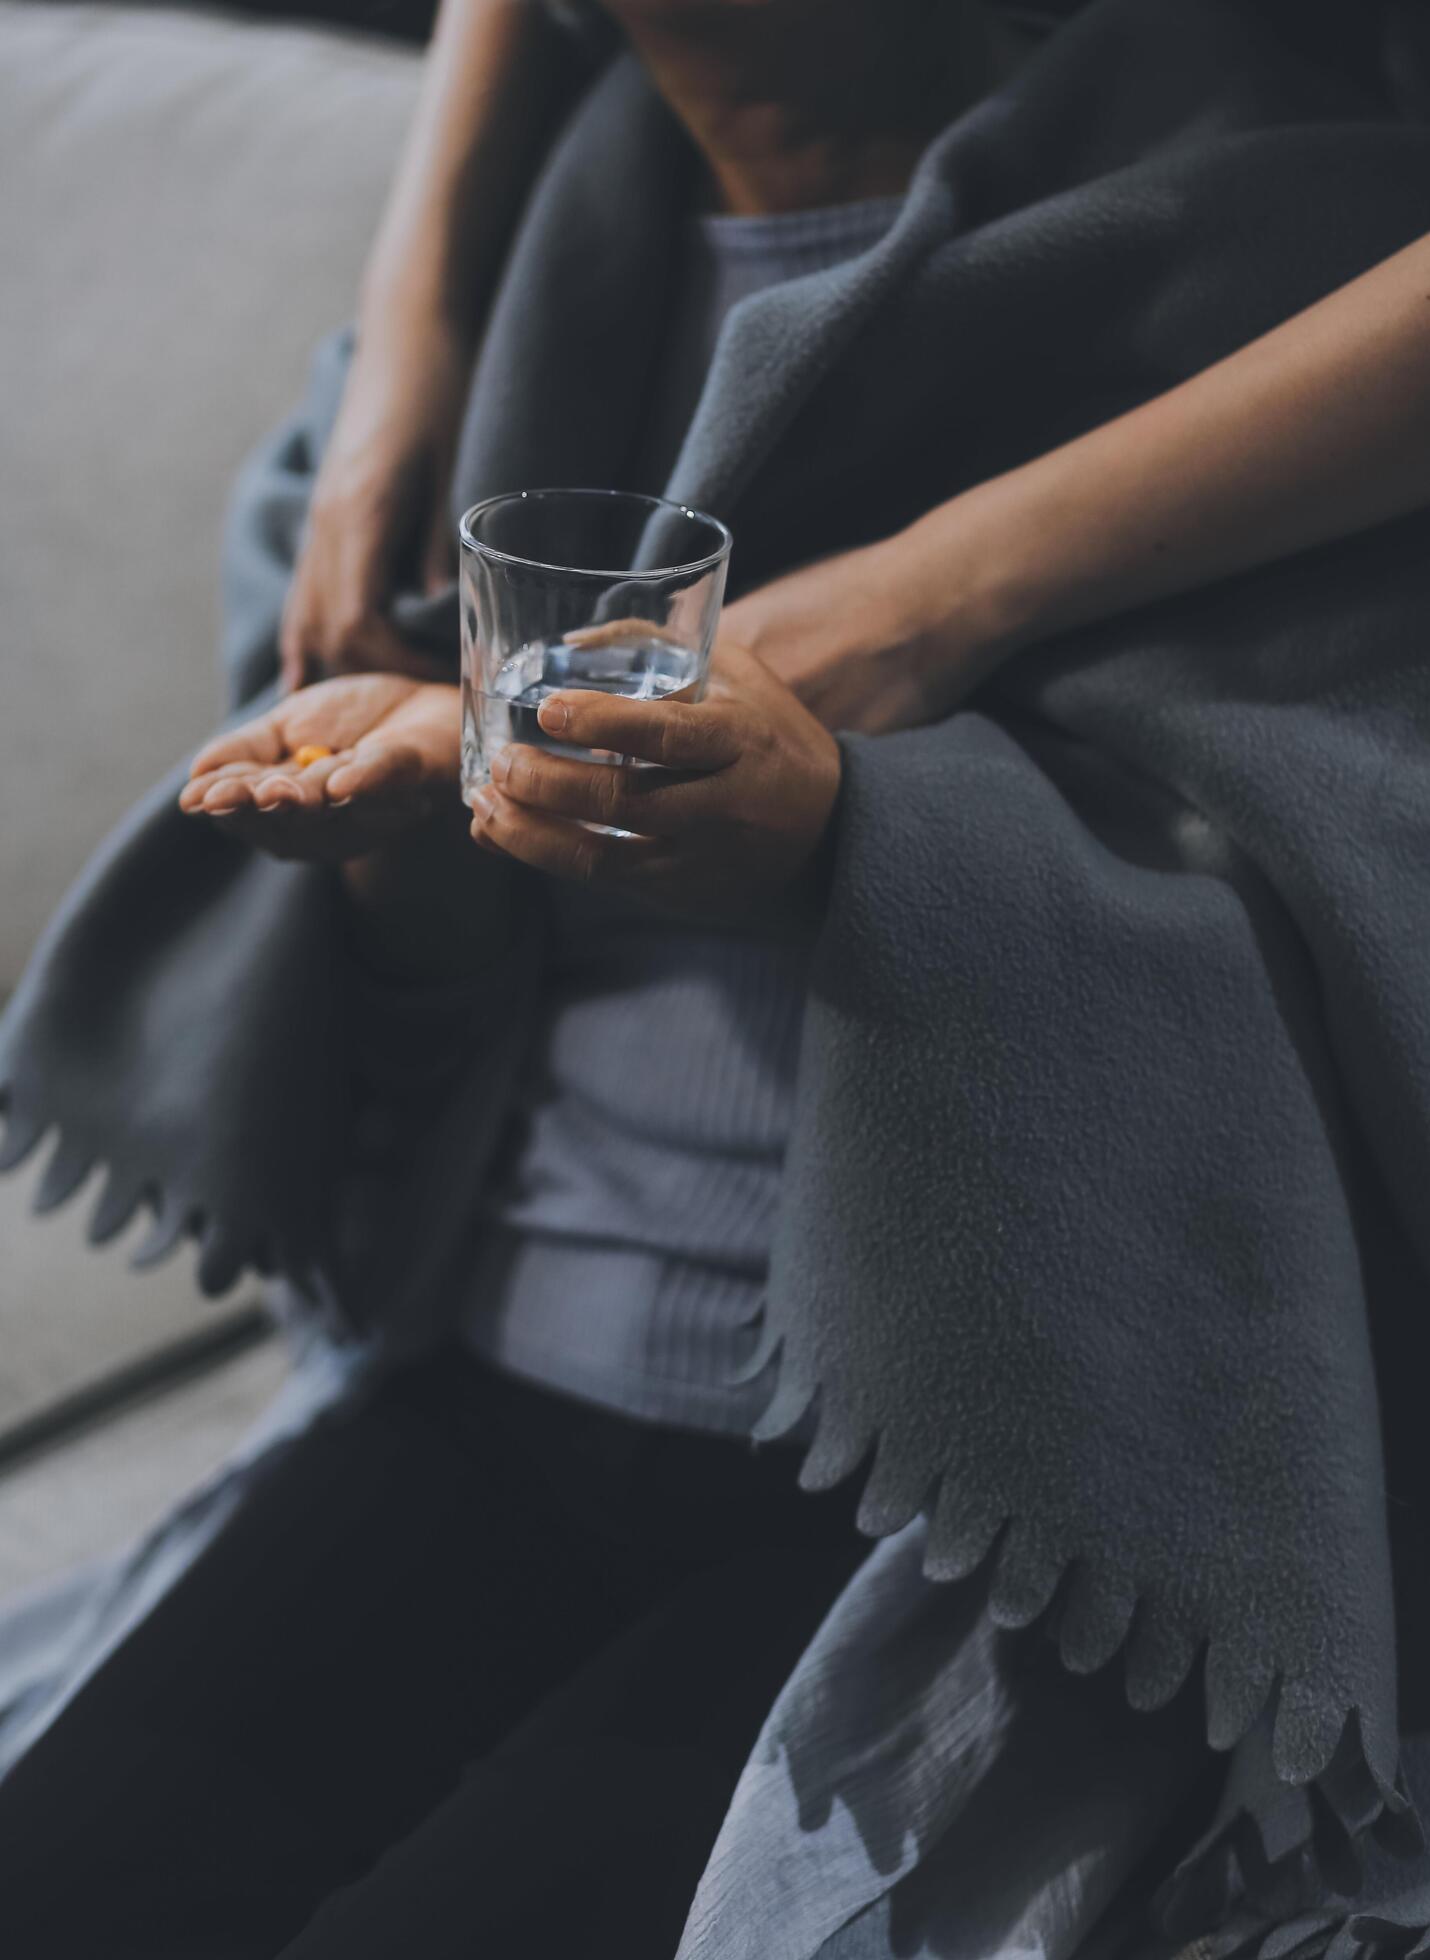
[0,2,420,1590]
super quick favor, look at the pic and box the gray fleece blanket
[5,0,1430,1944]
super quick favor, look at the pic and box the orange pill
[291,745,333,770]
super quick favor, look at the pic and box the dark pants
[0,1352,865,1959]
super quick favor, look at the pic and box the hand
[179,675,461,863]
[278,314,472,690]
[469,644,841,925]
[721,530,1011,735]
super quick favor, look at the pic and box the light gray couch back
[0,3,420,988]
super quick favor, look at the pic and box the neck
[607,1,1010,216]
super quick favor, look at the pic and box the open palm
[179,675,462,862]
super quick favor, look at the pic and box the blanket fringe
[1,1081,296,1298]
[747,1329,1422,1943]
[9,1086,1424,1941]
[1207,1896,1430,1960]
[1156,1730,1422,1943]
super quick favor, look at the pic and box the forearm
[903,232,1430,685]
[359,0,581,346]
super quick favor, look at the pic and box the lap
[0,1349,862,1960]
[282,1541,854,1959]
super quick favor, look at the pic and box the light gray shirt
[459,193,905,1431]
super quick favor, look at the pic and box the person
[202,0,1430,893]
[5,3,1430,1957]
[186,207,1430,904]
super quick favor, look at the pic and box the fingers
[247,751,347,812]
[180,746,420,862]
[279,581,315,694]
[280,503,397,687]
[297,611,443,684]
[189,715,286,780]
[469,785,663,888]
[188,673,427,801]
[181,750,342,817]
[489,745,711,836]
[282,580,448,688]
[183,736,432,827]
[180,763,268,814]
[278,634,311,695]
[533,691,741,771]
[326,739,426,803]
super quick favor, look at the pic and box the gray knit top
[458,192,904,1432]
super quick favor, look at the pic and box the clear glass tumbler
[457,489,733,804]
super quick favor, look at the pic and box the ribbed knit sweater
[457,193,904,1432]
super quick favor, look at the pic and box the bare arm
[737,233,1430,727]
[945,229,1430,671]
[280,0,581,687]
[360,0,577,345]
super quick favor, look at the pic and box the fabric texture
[631,191,907,493]
[0,1347,867,1958]
[6,0,1430,1946]
[459,1231,772,1433]
[0,1343,1201,1960]
[675,1519,1209,1960]
[458,193,903,1433]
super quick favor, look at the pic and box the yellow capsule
[291,744,333,770]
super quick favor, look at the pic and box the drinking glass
[458,488,733,805]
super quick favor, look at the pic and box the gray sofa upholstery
[0,2,418,1586]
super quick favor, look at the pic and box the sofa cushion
[0,2,419,989]
[0,3,416,1434]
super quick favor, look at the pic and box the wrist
[790,733,842,930]
[899,449,1129,699]
[355,266,478,363]
[886,490,1047,713]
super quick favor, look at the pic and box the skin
[468,644,840,922]
[736,228,1430,736]
[277,0,1017,691]
[180,676,458,857]
[189,0,991,958]
[186,0,1430,967]
[278,1,582,689]
[181,649,841,933]
[599,0,1021,215]
[181,676,500,979]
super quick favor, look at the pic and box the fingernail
[469,786,494,820]
[538,698,569,735]
[489,749,510,785]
